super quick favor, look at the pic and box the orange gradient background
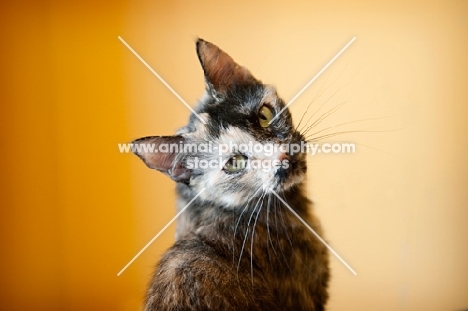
[1,1,467,310]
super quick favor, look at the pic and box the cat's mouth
[275,155,306,191]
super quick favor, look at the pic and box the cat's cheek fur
[183,121,307,207]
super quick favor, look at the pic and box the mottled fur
[133,39,329,310]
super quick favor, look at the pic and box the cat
[132,39,330,311]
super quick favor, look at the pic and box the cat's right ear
[196,38,257,97]
[131,136,191,183]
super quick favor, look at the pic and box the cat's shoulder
[144,238,280,311]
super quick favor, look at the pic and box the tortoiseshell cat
[133,39,329,310]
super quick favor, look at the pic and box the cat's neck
[177,182,309,212]
[173,181,325,287]
[174,182,312,241]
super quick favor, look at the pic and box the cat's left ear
[131,136,191,183]
[196,38,258,97]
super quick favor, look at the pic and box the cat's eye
[223,155,248,173]
[258,105,274,128]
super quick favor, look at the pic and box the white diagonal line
[270,189,357,275]
[118,36,207,124]
[269,37,356,124]
[117,187,206,276]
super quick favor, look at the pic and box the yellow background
[1,0,467,310]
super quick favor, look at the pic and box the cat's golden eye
[258,105,274,128]
[223,155,248,173]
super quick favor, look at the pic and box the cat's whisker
[298,63,358,134]
[250,191,266,286]
[326,139,399,156]
[306,128,404,142]
[234,184,264,238]
[237,192,264,275]
[297,70,354,133]
[295,76,333,131]
[301,101,346,137]
[303,114,400,140]
[266,193,280,266]
[298,87,343,134]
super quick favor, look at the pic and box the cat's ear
[132,136,191,183]
[196,38,258,96]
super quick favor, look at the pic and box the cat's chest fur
[158,184,330,311]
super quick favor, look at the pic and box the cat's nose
[278,152,290,163]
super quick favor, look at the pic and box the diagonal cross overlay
[118,36,358,277]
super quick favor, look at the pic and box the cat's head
[133,39,307,208]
